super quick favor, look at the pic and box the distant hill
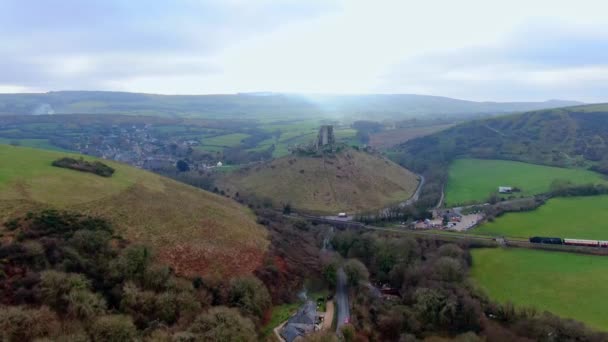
[395,103,608,173]
[218,148,420,214]
[0,91,582,120]
[0,144,268,278]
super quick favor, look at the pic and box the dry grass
[0,145,268,278]
[219,148,419,214]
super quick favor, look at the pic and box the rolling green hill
[0,91,580,120]
[218,148,420,214]
[0,144,268,278]
[397,103,608,170]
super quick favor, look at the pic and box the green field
[446,159,607,205]
[202,133,250,147]
[471,248,608,331]
[474,195,608,240]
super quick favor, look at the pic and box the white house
[216,161,223,167]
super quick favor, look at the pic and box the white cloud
[2,0,608,101]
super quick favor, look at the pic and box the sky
[1,0,608,102]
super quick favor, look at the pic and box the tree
[340,325,355,342]
[0,306,59,341]
[322,262,338,287]
[39,270,91,313]
[283,203,292,214]
[111,245,152,282]
[66,289,107,320]
[176,160,190,172]
[228,276,271,318]
[89,315,137,342]
[188,306,256,341]
[432,257,463,282]
[343,259,369,287]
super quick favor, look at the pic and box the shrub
[89,315,137,342]
[52,157,115,177]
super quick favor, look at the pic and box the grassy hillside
[474,195,608,239]
[0,144,268,278]
[218,148,419,214]
[471,248,608,331]
[446,159,607,205]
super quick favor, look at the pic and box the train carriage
[564,238,600,247]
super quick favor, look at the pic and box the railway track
[294,214,608,256]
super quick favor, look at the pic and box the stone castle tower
[315,125,335,150]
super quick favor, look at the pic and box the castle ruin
[315,125,335,150]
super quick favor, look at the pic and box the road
[335,267,350,332]
[401,174,425,207]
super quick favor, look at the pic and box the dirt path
[323,300,335,330]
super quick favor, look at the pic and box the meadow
[474,195,608,239]
[445,159,607,205]
[471,248,608,331]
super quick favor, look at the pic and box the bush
[89,315,137,342]
[52,157,115,177]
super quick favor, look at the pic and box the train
[529,236,608,248]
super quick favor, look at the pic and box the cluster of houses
[70,124,225,172]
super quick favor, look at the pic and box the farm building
[498,186,513,193]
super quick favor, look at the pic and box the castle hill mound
[218,148,420,215]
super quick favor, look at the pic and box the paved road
[335,267,350,332]
[402,174,425,207]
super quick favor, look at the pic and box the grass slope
[471,248,608,331]
[0,144,268,277]
[446,159,607,205]
[475,195,608,239]
[219,148,419,214]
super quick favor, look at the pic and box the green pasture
[446,159,607,205]
[471,248,608,331]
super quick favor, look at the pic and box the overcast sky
[1,0,608,102]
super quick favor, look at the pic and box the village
[413,186,515,231]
